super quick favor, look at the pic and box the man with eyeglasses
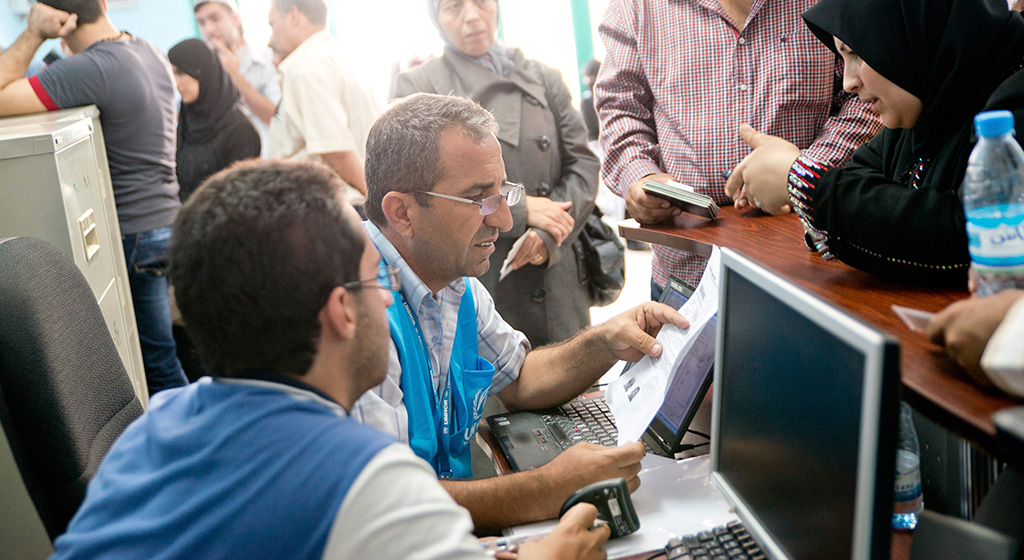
[51,159,610,559]
[359,93,689,532]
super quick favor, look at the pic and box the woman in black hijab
[169,38,260,201]
[725,0,1024,285]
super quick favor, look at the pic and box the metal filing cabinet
[0,106,148,406]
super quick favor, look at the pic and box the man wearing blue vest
[358,93,690,531]
[50,160,610,559]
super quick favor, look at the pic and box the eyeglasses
[342,264,402,292]
[413,182,524,215]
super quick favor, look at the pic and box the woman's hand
[724,124,799,215]
[526,196,574,246]
[509,230,550,271]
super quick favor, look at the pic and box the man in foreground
[50,160,609,559]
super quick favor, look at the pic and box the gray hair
[364,93,499,228]
[272,0,328,25]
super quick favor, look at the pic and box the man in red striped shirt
[595,0,881,294]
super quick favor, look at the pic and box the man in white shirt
[50,159,610,560]
[358,92,690,532]
[267,0,380,210]
[193,0,280,158]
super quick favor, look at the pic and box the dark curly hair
[170,160,364,377]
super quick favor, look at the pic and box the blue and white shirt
[51,377,486,559]
[351,221,530,441]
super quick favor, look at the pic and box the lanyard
[396,289,455,479]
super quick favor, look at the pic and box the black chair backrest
[0,237,143,540]
[910,510,1019,560]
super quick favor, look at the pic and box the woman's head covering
[803,0,1024,156]
[427,0,515,76]
[168,38,243,144]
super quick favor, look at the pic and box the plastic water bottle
[892,402,924,530]
[962,110,1024,296]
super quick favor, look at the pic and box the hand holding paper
[607,246,722,446]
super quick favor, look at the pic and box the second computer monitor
[711,248,901,560]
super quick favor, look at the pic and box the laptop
[665,248,900,560]
[487,276,716,472]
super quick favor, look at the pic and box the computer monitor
[710,248,900,560]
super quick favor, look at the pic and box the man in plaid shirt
[595,0,881,294]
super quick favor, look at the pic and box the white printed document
[607,246,721,446]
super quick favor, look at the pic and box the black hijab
[803,0,1024,157]
[168,39,244,145]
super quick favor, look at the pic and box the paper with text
[607,246,721,446]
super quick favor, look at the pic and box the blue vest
[389,280,496,479]
[51,378,392,560]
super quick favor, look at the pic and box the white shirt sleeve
[321,444,489,560]
[981,297,1024,398]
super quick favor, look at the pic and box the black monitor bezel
[709,248,900,560]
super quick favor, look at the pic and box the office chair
[910,509,1018,560]
[0,237,144,540]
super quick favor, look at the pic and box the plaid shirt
[350,222,529,441]
[595,0,881,287]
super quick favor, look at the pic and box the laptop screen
[710,249,899,560]
[637,277,716,451]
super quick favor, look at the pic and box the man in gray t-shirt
[0,1,187,394]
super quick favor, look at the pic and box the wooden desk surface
[619,207,1021,453]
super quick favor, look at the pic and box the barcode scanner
[558,478,640,539]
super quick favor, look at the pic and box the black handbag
[577,207,626,307]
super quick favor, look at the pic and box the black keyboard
[666,521,765,560]
[539,397,655,453]
[544,398,618,446]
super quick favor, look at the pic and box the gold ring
[533,254,543,262]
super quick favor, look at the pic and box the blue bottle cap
[975,110,1015,137]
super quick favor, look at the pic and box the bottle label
[966,203,1024,267]
[893,449,922,503]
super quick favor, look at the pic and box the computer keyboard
[666,521,765,560]
[552,398,618,445]
[539,398,655,453]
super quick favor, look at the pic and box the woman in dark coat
[169,39,260,201]
[725,0,1024,286]
[394,0,600,347]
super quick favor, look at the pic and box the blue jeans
[122,226,187,394]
